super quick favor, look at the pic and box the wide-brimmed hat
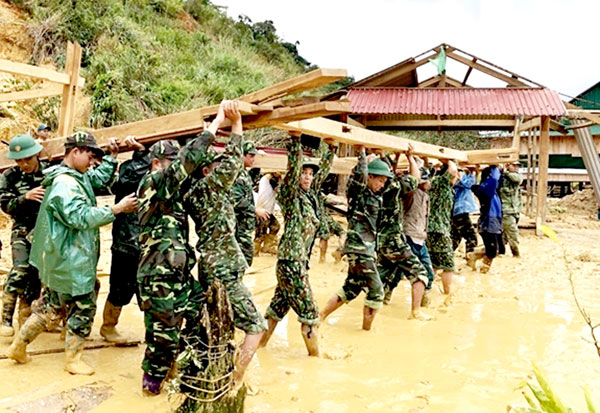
[367,158,393,178]
[7,134,43,160]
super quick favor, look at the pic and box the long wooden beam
[253,153,357,175]
[365,119,516,128]
[518,117,541,132]
[0,85,63,102]
[536,116,550,235]
[465,147,519,164]
[446,51,528,87]
[239,68,347,104]
[0,58,85,87]
[274,117,468,161]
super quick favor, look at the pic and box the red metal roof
[347,87,567,117]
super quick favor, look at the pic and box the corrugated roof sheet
[347,87,567,116]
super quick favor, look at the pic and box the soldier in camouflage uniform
[499,161,523,257]
[259,136,335,356]
[136,101,236,395]
[100,137,151,344]
[317,192,345,263]
[8,132,136,377]
[321,148,393,331]
[184,103,266,385]
[0,135,46,337]
[377,146,432,320]
[427,159,459,295]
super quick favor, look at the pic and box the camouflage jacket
[428,171,454,234]
[0,161,48,232]
[111,149,151,255]
[499,171,523,215]
[232,168,255,250]
[184,133,246,282]
[378,172,418,250]
[277,137,333,263]
[343,150,383,258]
[137,131,215,279]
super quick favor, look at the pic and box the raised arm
[313,140,336,190]
[278,134,302,206]
[347,146,367,198]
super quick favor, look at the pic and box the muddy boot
[142,373,163,395]
[17,300,32,329]
[383,289,393,305]
[332,247,343,263]
[262,234,278,255]
[64,332,94,375]
[7,312,47,364]
[100,301,127,344]
[253,239,262,257]
[480,257,493,274]
[510,245,520,258]
[0,293,17,337]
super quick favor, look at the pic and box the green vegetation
[11,0,312,128]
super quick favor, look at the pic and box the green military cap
[367,158,393,178]
[65,131,104,158]
[243,141,257,155]
[7,134,43,160]
[37,124,50,132]
[149,140,179,160]
[302,159,320,173]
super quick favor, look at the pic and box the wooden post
[57,42,82,137]
[531,127,538,217]
[337,143,350,195]
[526,128,532,217]
[536,117,550,235]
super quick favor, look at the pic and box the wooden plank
[418,76,440,88]
[239,68,347,104]
[465,147,519,164]
[536,117,550,235]
[275,117,468,161]
[57,41,76,137]
[462,59,476,85]
[0,58,85,87]
[365,119,516,128]
[0,85,63,102]
[446,51,528,87]
[0,101,349,169]
[365,53,437,87]
[512,117,521,148]
[518,117,541,132]
[345,116,365,128]
[253,153,357,175]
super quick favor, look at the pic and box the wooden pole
[57,42,82,137]
[526,128,532,217]
[531,127,538,217]
[536,117,550,235]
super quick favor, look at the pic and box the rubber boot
[510,245,520,258]
[100,301,127,344]
[383,289,393,305]
[7,312,47,364]
[0,293,17,337]
[17,299,32,330]
[262,234,278,255]
[480,257,493,274]
[64,332,94,375]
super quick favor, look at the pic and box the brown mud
[0,203,599,412]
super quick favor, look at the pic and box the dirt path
[0,214,599,412]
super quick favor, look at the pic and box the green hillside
[10,0,313,128]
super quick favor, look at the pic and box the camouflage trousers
[139,272,191,380]
[31,287,96,339]
[317,212,344,240]
[266,260,319,326]
[427,231,455,272]
[451,213,478,254]
[4,230,41,304]
[338,254,384,310]
[378,243,430,293]
[502,213,520,251]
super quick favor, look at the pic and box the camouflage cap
[64,131,104,158]
[149,140,179,160]
[243,141,257,155]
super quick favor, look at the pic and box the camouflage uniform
[184,133,266,335]
[109,149,150,306]
[377,172,429,293]
[232,166,256,266]
[265,138,334,326]
[338,151,384,309]
[316,194,344,240]
[137,132,214,380]
[427,171,455,271]
[0,161,47,327]
[499,170,523,255]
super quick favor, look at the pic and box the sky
[218,0,599,98]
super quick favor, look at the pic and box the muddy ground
[0,203,599,412]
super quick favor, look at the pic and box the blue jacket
[453,173,478,216]
[473,166,502,234]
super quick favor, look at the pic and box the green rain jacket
[29,156,117,296]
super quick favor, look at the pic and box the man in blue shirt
[451,167,479,260]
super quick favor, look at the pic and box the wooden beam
[0,85,63,102]
[444,76,467,88]
[465,147,519,165]
[364,119,516,128]
[518,117,541,132]
[345,116,365,128]
[274,117,468,161]
[512,117,521,148]
[418,76,440,88]
[58,42,82,137]
[462,59,476,85]
[446,51,528,87]
[536,116,550,235]
[567,110,600,126]
[0,58,85,87]
[364,53,438,87]
[253,153,357,175]
[239,68,347,104]
[0,101,349,169]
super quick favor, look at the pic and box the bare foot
[409,310,434,321]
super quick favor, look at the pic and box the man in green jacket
[0,134,46,337]
[499,161,523,257]
[7,132,137,376]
